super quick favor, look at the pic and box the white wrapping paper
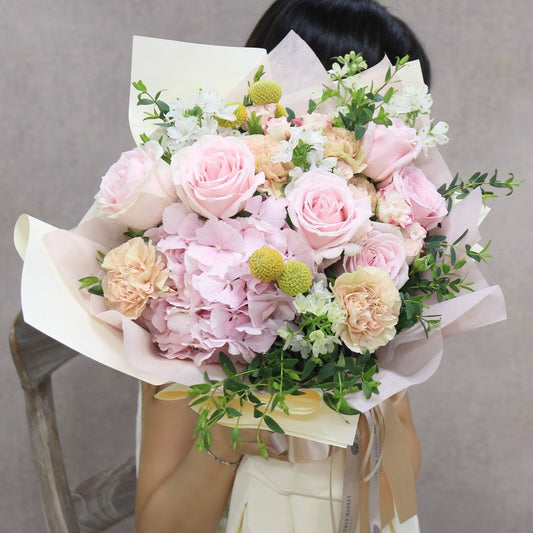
[14,32,506,445]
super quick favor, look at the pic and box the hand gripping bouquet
[15,34,518,456]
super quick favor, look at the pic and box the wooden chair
[9,312,136,533]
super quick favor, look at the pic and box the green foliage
[307,55,408,139]
[123,227,148,241]
[78,276,103,296]
[438,170,521,210]
[188,340,380,458]
[132,80,172,162]
[245,112,264,135]
[291,140,315,170]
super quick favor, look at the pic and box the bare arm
[135,382,243,533]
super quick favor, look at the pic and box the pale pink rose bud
[392,166,448,230]
[363,120,422,183]
[376,185,414,228]
[350,176,378,211]
[246,103,278,128]
[95,141,176,229]
[265,117,291,141]
[401,221,427,263]
[285,169,372,262]
[344,224,409,288]
[300,112,332,130]
[171,135,265,219]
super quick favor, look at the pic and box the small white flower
[343,74,365,91]
[327,300,346,324]
[332,105,350,120]
[384,84,433,119]
[309,330,340,357]
[418,121,449,154]
[273,127,329,172]
[328,62,349,80]
[194,87,226,116]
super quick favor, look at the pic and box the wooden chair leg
[10,313,137,532]
[23,377,81,533]
[73,456,136,532]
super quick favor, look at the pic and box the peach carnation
[101,237,170,319]
[324,126,367,177]
[242,135,293,196]
[333,266,401,353]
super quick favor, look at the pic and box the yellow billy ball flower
[274,104,288,118]
[248,80,282,105]
[216,102,248,128]
[277,261,313,296]
[249,248,285,282]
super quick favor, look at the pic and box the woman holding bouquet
[136,1,428,532]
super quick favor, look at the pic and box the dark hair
[247,0,431,86]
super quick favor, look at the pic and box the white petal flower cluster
[418,121,450,154]
[278,280,345,359]
[273,127,337,178]
[328,62,349,81]
[278,324,313,358]
[328,52,367,81]
[384,84,433,118]
[165,87,238,153]
[308,330,340,357]
[294,279,345,322]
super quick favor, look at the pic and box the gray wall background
[1,1,531,531]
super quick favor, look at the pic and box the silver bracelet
[206,448,241,467]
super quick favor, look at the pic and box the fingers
[233,429,289,461]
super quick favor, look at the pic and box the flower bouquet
[15,33,517,453]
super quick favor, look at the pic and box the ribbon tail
[337,431,361,533]
[364,409,383,533]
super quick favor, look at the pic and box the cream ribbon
[331,400,417,533]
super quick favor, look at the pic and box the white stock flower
[343,74,365,91]
[418,121,450,154]
[328,62,349,80]
[273,127,330,171]
[384,84,433,117]
[194,87,227,116]
[308,330,340,357]
[278,324,312,356]
[164,87,234,153]
[326,300,346,324]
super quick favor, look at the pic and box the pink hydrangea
[141,195,313,366]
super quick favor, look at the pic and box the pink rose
[286,170,372,262]
[95,141,176,229]
[363,120,422,183]
[344,224,409,288]
[392,166,448,230]
[171,135,265,219]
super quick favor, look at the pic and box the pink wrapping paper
[15,32,506,434]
